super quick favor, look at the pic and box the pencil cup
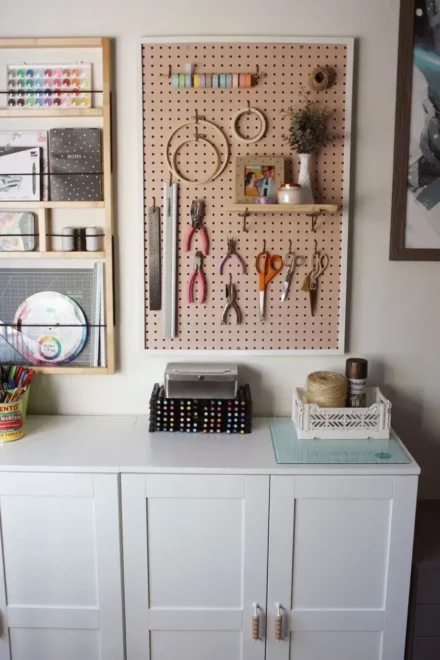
[0,388,30,442]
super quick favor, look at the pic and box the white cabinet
[267,476,418,660]
[122,473,417,660]
[0,473,124,660]
[121,474,269,660]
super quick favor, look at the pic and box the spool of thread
[61,227,75,252]
[306,371,348,408]
[86,227,100,252]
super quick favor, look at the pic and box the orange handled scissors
[255,242,283,320]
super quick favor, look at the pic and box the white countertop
[0,416,420,475]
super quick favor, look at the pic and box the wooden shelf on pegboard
[228,204,339,232]
[228,204,338,214]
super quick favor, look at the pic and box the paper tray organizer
[149,383,252,434]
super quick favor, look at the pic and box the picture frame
[234,156,285,203]
[390,0,440,260]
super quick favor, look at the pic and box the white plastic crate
[292,387,392,439]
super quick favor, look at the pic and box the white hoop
[165,119,229,185]
[231,107,267,144]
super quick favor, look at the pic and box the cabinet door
[122,474,269,660]
[267,475,418,660]
[0,472,124,660]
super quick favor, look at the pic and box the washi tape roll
[232,73,239,88]
[239,73,247,88]
[205,73,212,88]
[245,73,252,88]
[178,73,185,88]
[226,74,232,88]
[212,74,219,88]
[199,73,206,87]
[219,73,226,88]
[185,73,192,87]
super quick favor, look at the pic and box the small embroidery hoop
[165,119,229,185]
[231,104,267,144]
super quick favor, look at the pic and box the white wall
[3,0,440,497]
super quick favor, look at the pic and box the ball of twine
[306,371,347,408]
[308,66,336,92]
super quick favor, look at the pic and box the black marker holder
[149,383,253,434]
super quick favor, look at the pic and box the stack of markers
[149,384,252,434]
[0,366,34,403]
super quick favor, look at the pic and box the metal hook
[194,125,199,141]
[263,239,267,253]
[194,109,199,124]
[238,207,250,232]
[314,239,318,252]
[169,171,173,185]
[168,64,172,79]
[152,196,156,207]
[247,100,251,114]
[288,239,292,253]
[256,64,260,79]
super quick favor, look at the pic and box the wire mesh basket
[292,387,392,439]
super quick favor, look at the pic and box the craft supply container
[0,387,30,442]
[292,387,392,439]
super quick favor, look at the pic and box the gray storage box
[165,363,238,399]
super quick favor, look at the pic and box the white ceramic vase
[298,153,314,204]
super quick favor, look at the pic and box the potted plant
[282,87,331,203]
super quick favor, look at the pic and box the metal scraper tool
[148,204,161,311]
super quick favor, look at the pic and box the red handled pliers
[187,250,207,304]
[183,199,209,256]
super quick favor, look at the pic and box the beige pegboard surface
[142,41,348,351]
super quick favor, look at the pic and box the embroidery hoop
[231,105,267,144]
[165,119,229,185]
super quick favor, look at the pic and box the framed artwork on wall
[391,0,440,260]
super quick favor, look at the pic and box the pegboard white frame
[138,35,355,355]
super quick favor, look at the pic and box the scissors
[255,241,283,320]
[281,240,305,302]
[309,240,329,316]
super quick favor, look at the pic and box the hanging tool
[302,239,329,316]
[219,237,247,274]
[162,179,178,338]
[148,198,161,311]
[255,240,283,321]
[221,274,242,324]
[187,250,207,304]
[281,239,305,302]
[183,199,209,255]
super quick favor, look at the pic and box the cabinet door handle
[252,602,260,641]
[275,603,283,641]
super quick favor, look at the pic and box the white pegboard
[142,37,353,352]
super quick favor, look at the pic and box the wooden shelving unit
[0,37,115,374]
[0,251,105,260]
[0,108,103,118]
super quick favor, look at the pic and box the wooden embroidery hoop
[231,104,267,144]
[165,119,229,185]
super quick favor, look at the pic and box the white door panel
[0,473,123,660]
[122,473,269,660]
[267,475,418,660]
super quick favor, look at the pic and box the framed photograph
[234,156,284,203]
[391,0,440,260]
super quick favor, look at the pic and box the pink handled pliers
[183,199,209,256]
[187,250,207,304]
[219,237,247,274]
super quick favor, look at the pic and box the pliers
[219,237,246,274]
[183,199,209,256]
[221,274,242,324]
[187,250,207,304]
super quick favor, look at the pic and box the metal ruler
[162,182,178,338]
[148,204,161,311]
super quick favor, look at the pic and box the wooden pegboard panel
[142,40,350,351]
